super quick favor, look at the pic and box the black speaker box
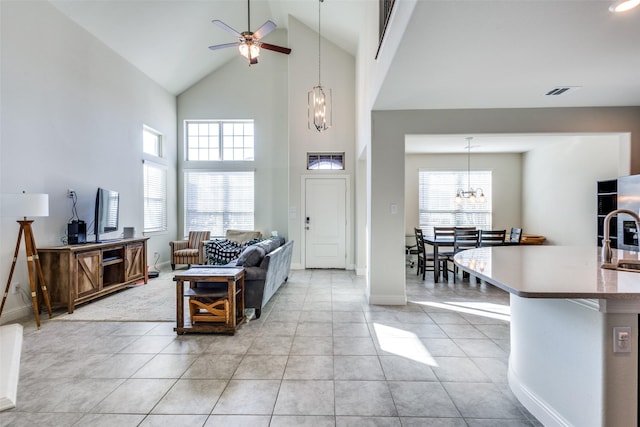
[68,220,87,244]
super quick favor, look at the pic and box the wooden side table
[173,266,245,335]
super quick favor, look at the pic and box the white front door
[304,177,347,268]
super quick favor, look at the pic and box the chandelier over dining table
[455,137,486,204]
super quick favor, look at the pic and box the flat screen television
[94,188,120,242]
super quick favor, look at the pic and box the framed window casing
[419,170,492,231]
[185,120,254,161]
[143,126,162,157]
[142,125,167,234]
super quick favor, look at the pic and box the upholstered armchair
[170,231,210,270]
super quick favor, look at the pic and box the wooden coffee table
[173,266,245,335]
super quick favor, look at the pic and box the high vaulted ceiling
[377,0,640,111]
[49,0,365,95]
[49,0,640,154]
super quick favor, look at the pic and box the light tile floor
[1,267,542,426]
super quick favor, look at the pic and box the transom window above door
[185,120,254,161]
[307,152,345,170]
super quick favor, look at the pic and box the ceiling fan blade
[253,20,276,40]
[260,43,292,55]
[208,42,239,51]
[212,20,242,38]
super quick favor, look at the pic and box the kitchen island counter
[455,245,640,427]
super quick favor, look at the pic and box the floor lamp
[1,192,53,329]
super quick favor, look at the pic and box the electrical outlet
[154,251,159,258]
[613,326,632,353]
[67,189,75,198]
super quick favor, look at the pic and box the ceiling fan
[209,0,292,65]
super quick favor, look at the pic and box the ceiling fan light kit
[209,0,291,66]
[238,42,260,62]
[308,0,332,132]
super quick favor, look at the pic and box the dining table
[422,235,454,283]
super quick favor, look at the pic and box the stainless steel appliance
[617,174,640,251]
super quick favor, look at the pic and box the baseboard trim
[0,306,32,326]
[0,324,23,412]
[508,361,571,427]
[368,294,407,305]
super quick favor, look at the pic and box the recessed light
[609,0,640,12]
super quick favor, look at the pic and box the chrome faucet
[602,209,640,265]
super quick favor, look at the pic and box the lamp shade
[1,193,49,218]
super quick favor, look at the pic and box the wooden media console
[38,238,148,313]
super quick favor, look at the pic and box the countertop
[453,245,640,298]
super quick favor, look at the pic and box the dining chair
[448,228,480,282]
[415,228,448,280]
[406,242,417,268]
[414,228,427,279]
[433,227,456,280]
[509,227,523,244]
[479,229,506,247]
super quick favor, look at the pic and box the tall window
[142,126,167,233]
[143,161,167,233]
[184,170,254,237]
[143,125,162,157]
[419,170,492,231]
[185,120,254,161]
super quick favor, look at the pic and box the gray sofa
[227,237,294,319]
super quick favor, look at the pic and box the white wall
[0,1,177,323]
[368,108,640,303]
[523,135,622,245]
[287,16,356,269]
[355,0,418,277]
[177,29,289,241]
[406,135,623,248]
[405,152,522,236]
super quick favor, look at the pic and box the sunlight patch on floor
[412,300,511,322]
[372,322,438,367]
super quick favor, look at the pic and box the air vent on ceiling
[545,86,582,96]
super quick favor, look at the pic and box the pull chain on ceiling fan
[208,0,292,65]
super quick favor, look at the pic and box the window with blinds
[184,170,254,238]
[418,170,492,231]
[143,161,167,233]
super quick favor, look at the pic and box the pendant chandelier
[455,137,485,204]
[308,0,332,132]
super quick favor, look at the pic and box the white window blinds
[143,161,167,233]
[418,170,492,232]
[184,170,254,237]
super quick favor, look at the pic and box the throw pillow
[255,237,283,254]
[236,245,266,267]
